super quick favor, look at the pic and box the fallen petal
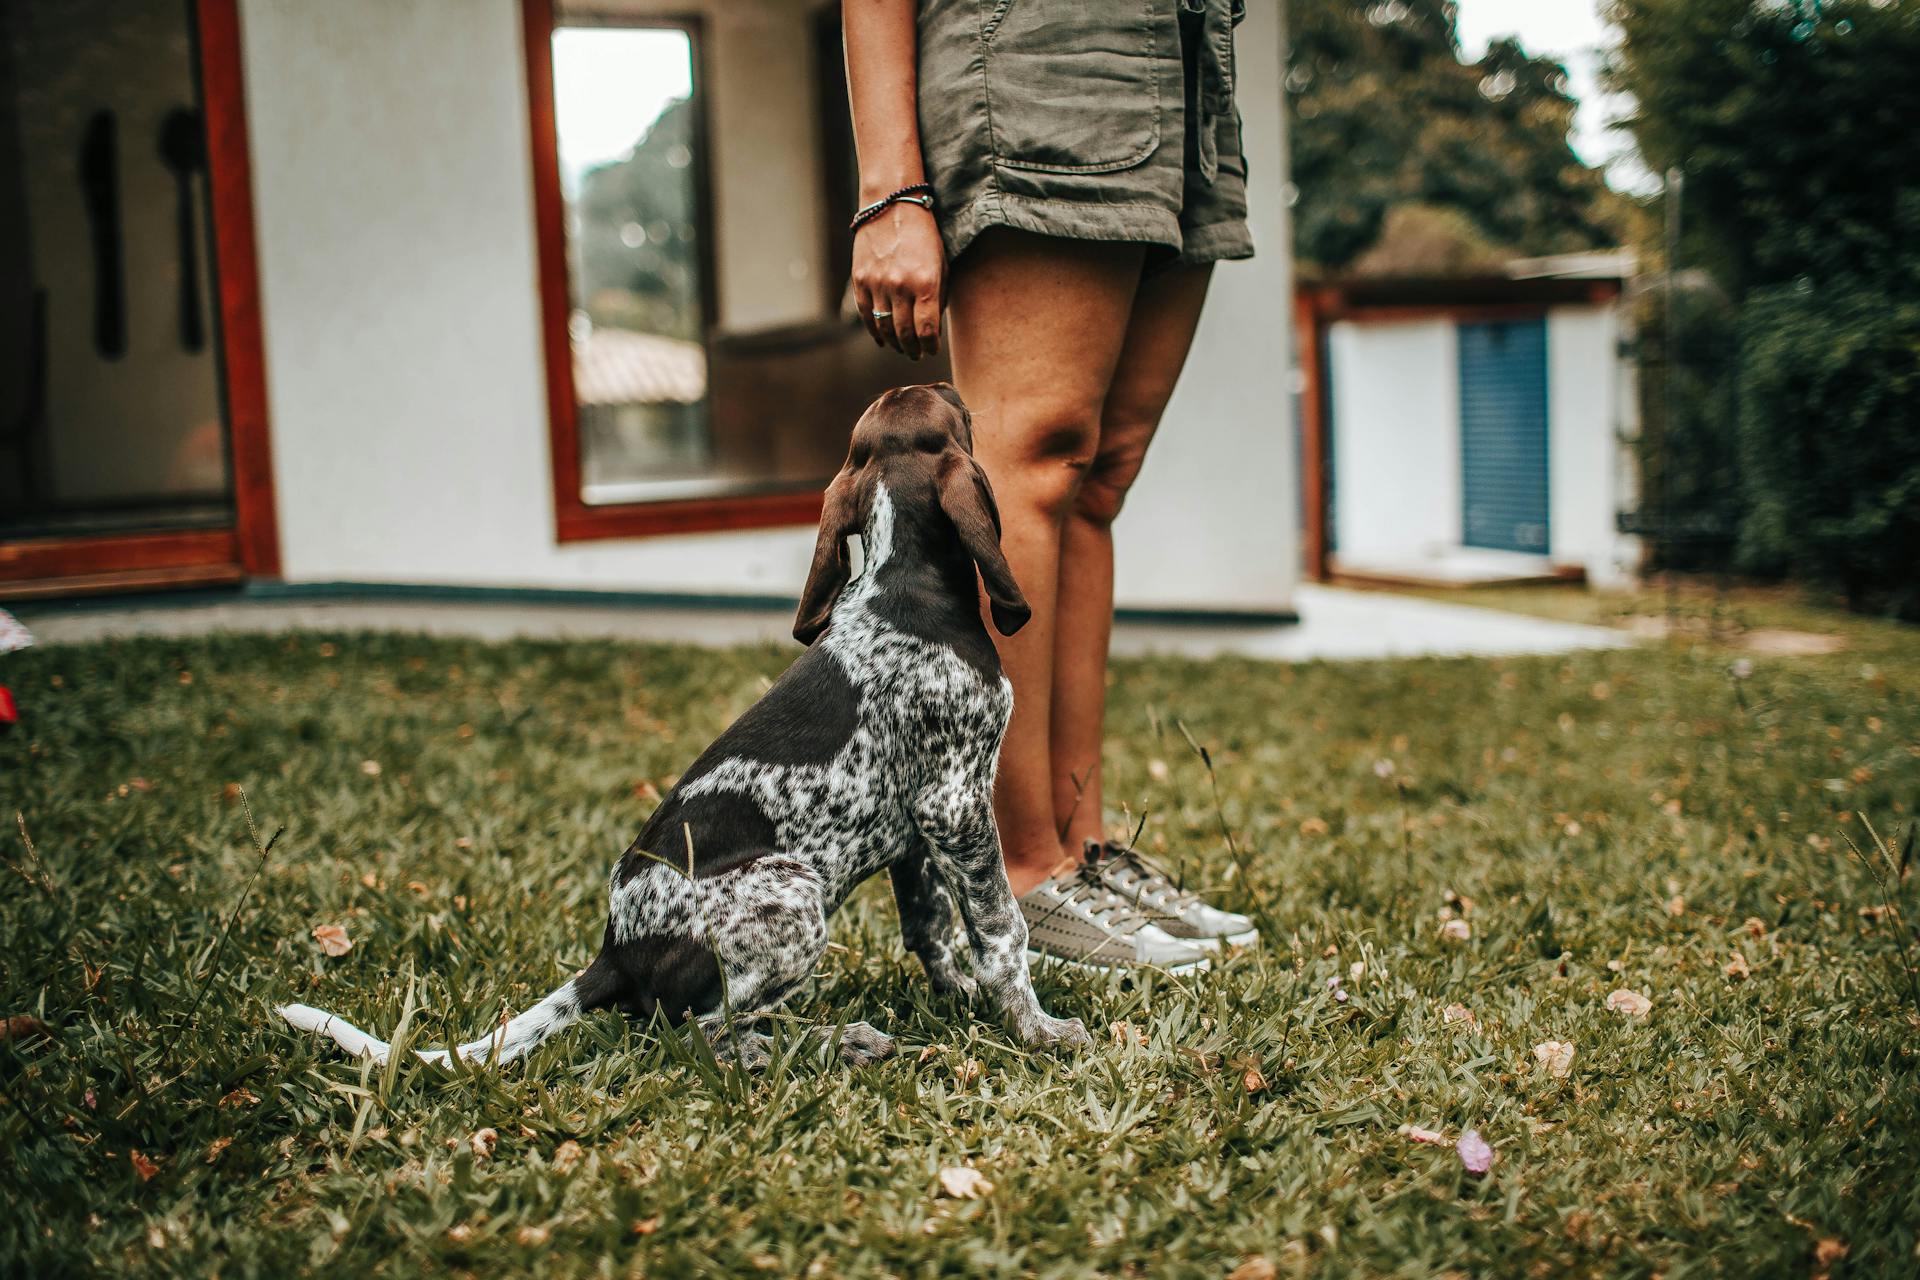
[1606,988,1652,1017]
[1397,1124,1446,1144]
[937,1166,993,1199]
[1532,1040,1575,1078]
[1457,1129,1494,1176]
[312,924,352,957]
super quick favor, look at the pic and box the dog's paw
[835,1021,897,1067]
[929,968,980,1003]
[1026,1015,1092,1051]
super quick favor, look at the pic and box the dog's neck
[841,482,995,653]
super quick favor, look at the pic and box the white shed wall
[1327,318,1459,558]
[235,0,1297,612]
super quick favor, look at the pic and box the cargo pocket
[981,0,1163,175]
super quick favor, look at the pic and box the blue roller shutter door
[1458,318,1550,554]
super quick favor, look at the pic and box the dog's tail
[277,954,620,1067]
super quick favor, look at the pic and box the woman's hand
[852,201,946,360]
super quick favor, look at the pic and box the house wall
[236,0,1296,611]
[1326,302,1636,584]
[1327,318,1460,558]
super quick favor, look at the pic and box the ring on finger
[870,309,893,320]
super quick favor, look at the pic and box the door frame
[0,0,279,600]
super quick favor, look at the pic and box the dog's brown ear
[938,452,1030,636]
[794,468,867,645]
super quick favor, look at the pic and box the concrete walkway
[12,585,1630,663]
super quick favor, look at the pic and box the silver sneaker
[1018,856,1211,974]
[1088,841,1260,951]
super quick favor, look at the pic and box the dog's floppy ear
[794,468,868,645]
[938,451,1030,636]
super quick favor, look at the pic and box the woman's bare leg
[1051,265,1215,855]
[946,230,1145,896]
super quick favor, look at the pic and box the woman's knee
[979,403,1104,524]
[1072,426,1155,526]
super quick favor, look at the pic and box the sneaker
[1088,840,1260,951]
[1018,854,1211,974]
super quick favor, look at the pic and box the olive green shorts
[916,0,1254,271]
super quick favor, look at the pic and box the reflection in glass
[552,24,715,504]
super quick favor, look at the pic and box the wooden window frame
[1,0,280,597]
[523,0,822,543]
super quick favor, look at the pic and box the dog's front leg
[912,784,1090,1049]
[890,838,977,1000]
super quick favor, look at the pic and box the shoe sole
[1185,927,1261,952]
[1025,948,1212,976]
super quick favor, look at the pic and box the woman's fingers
[892,292,921,360]
[853,281,884,348]
[914,284,942,357]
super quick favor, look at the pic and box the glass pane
[0,0,233,538]
[552,25,716,504]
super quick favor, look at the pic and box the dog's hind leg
[890,838,977,1000]
[684,857,896,1069]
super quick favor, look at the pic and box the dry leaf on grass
[1441,1003,1474,1025]
[1606,989,1652,1017]
[551,1140,583,1174]
[1532,1040,1576,1079]
[312,924,352,957]
[205,1136,234,1164]
[1440,919,1471,942]
[1724,952,1752,980]
[470,1127,498,1159]
[1,1014,50,1042]
[130,1151,161,1181]
[1397,1124,1447,1145]
[1814,1239,1848,1266]
[1456,1130,1494,1176]
[937,1166,993,1199]
[1226,1256,1278,1280]
[516,1225,549,1245]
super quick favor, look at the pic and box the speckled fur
[279,385,1090,1069]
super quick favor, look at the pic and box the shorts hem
[1167,220,1254,270]
[942,190,1184,264]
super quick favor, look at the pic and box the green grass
[2,606,1917,1277]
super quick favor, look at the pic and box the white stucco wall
[237,0,1296,611]
[1327,318,1460,558]
[1326,303,1635,583]
[1547,306,1635,585]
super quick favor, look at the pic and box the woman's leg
[946,229,1146,896]
[1051,264,1215,854]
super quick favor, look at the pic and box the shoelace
[1058,862,1152,937]
[1093,843,1201,917]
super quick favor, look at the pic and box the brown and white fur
[279,384,1091,1068]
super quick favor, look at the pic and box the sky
[1452,0,1654,192]
[550,27,691,191]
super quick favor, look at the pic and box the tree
[1608,0,1920,616]
[1286,0,1625,275]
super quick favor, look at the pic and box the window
[525,0,949,542]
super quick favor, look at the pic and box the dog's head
[794,383,1030,645]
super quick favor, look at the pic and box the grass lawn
[2,595,1917,1277]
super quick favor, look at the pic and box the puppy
[280,384,1091,1067]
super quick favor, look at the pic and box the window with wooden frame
[523,0,948,543]
[0,0,278,598]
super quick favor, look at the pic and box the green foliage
[3,625,1919,1275]
[1286,0,1623,274]
[1607,0,1920,612]
[573,98,704,340]
[1735,278,1920,618]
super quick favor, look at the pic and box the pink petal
[1457,1129,1494,1176]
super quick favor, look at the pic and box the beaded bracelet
[850,182,936,233]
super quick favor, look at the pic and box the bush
[1735,279,1920,619]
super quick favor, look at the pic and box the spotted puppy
[280,383,1091,1067]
